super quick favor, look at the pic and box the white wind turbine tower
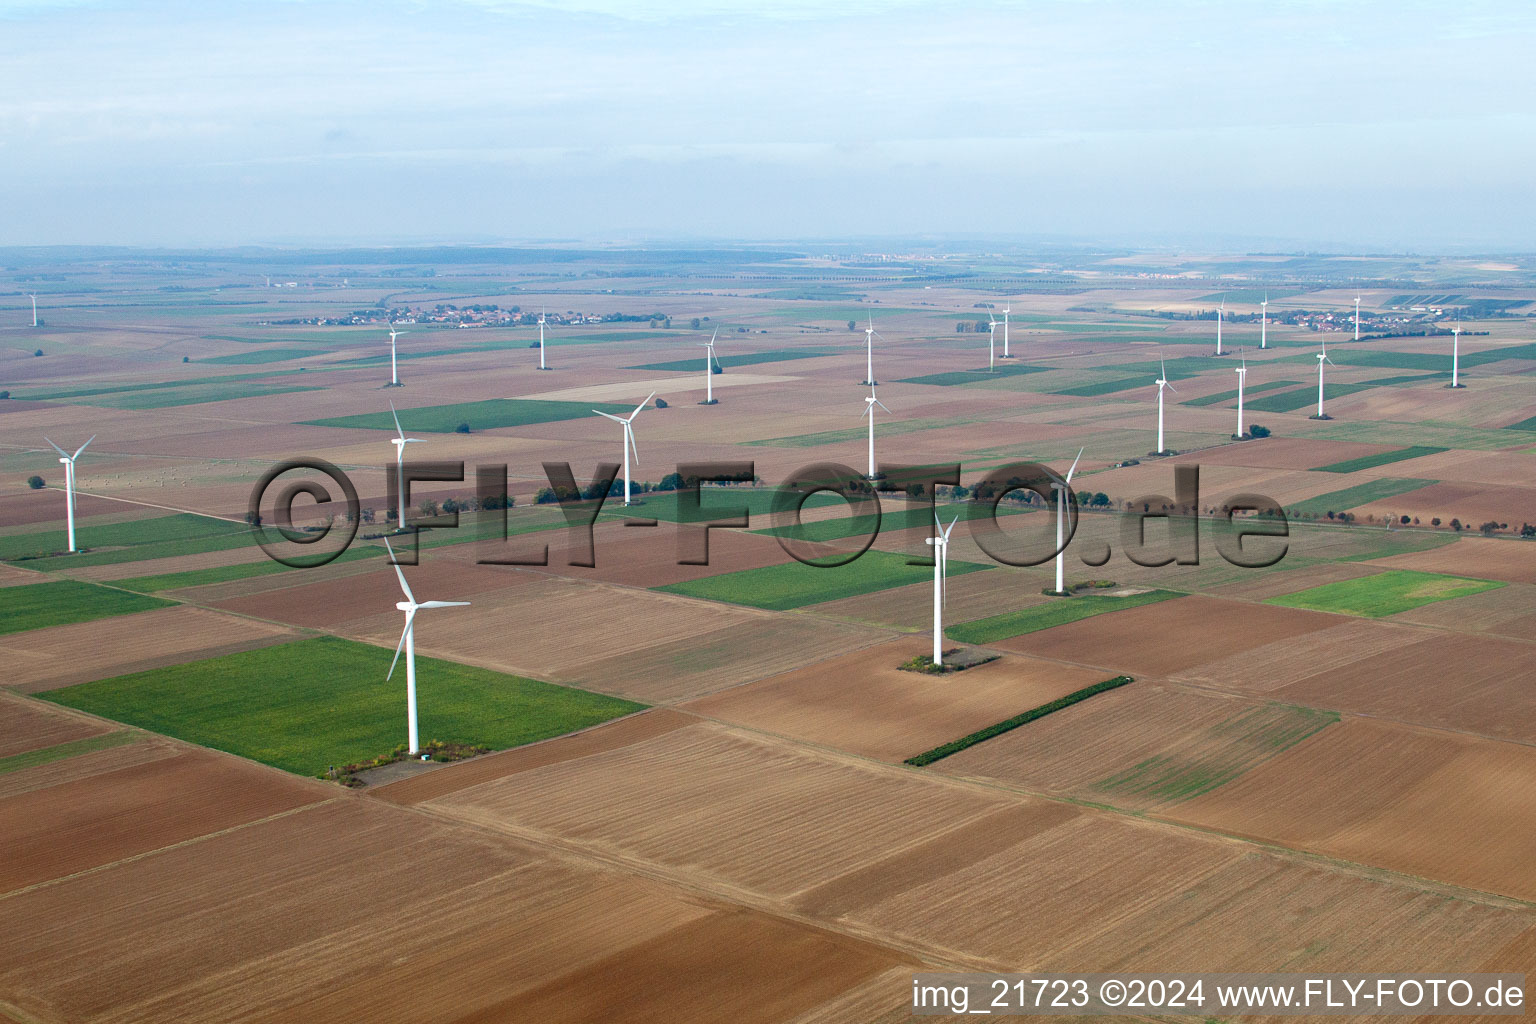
[861,314,884,385]
[925,512,960,666]
[1000,300,1012,358]
[389,402,425,492]
[860,383,890,479]
[43,436,93,553]
[537,308,551,370]
[28,294,37,328]
[1234,351,1249,437]
[986,311,998,371]
[1450,317,1463,388]
[387,326,405,386]
[1154,356,1178,454]
[594,392,655,506]
[1314,336,1336,418]
[1215,296,1224,356]
[384,537,469,756]
[1052,448,1084,595]
[1354,293,1361,341]
[699,329,721,404]
[1260,293,1268,349]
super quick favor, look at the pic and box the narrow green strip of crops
[0,730,141,775]
[905,676,1134,767]
[1310,445,1447,474]
[947,590,1183,645]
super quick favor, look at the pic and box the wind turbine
[1354,293,1361,341]
[387,326,405,386]
[1314,337,1336,418]
[1000,300,1012,358]
[699,329,721,404]
[1215,296,1224,356]
[384,537,470,756]
[43,436,93,553]
[924,512,960,666]
[594,392,655,505]
[28,293,37,328]
[861,314,883,386]
[1154,357,1178,454]
[389,401,425,489]
[537,308,551,370]
[1260,293,1268,350]
[1234,351,1249,437]
[860,383,890,479]
[1450,317,1463,388]
[1052,448,1084,595]
[986,311,998,370]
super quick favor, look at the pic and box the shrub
[1400,515,1411,525]
[182,356,190,363]
[0,390,9,399]
[33,349,43,357]
[1431,517,1441,527]
[454,422,470,434]
[655,397,668,409]
[1248,424,1271,438]
[1449,518,1463,532]
[1479,521,1500,535]
[27,475,45,489]
[1522,523,1535,538]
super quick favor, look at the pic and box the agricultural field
[3,249,1536,1019]
[42,636,645,776]
[1265,568,1504,617]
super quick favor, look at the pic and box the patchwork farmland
[2,247,1534,1020]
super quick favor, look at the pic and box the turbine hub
[396,601,415,612]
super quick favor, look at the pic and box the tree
[33,349,42,357]
[418,499,439,517]
[1479,520,1501,535]
[1450,518,1463,532]
[1247,424,1271,438]
[360,507,375,524]
[182,356,190,363]
[1431,517,1441,527]
[655,397,669,409]
[1090,492,1111,507]
[27,475,44,489]
[1522,523,1535,538]
[690,318,701,329]
[848,320,857,331]
[455,422,470,434]
[1400,515,1411,525]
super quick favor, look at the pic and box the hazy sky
[1,0,1533,249]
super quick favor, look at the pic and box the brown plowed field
[0,746,330,893]
[685,641,1107,762]
[0,788,909,1024]
[1353,481,1536,527]
[1207,561,1378,600]
[1164,717,1536,902]
[992,595,1338,677]
[1168,437,1394,470]
[210,556,528,628]
[1391,581,1536,638]
[524,519,793,589]
[341,575,764,683]
[1,605,300,693]
[1368,534,1536,584]
[0,735,177,801]
[70,543,267,581]
[0,691,111,757]
[0,563,42,587]
[423,719,1008,898]
[545,614,889,703]
[0,488,135,527]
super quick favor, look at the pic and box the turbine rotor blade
[390,401,404,438]
[594,411,626,423]
[387,609,416,680]
[418,600,470,608]
[73,435,95,459]
[383,537,416,603]
[43,436,69,458]
[1065,446,1084,483]
[630,391,657,419]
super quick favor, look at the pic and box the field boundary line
[0,797,344,904]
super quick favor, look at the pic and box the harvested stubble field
[1389,580,1536,638]
[0,605,299,693]
[1163,716,1536,902]
[683,640,1108,762]
[1366,534,1536,584]
[1351,480,1536,528]
[933,682,1338,809]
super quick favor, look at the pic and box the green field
[1244,381,1376,413]
[1266,569,1504,617]
[754,499,1029,543]
[655,547,990,611]
[68,381,325,410]
[606,487,842,524]
[305,398,636,433]
[111,543,379,592]
[947,589,1184,645]
[1288,478,1434,518]
[623,348,834,372]
[43,636,645,777]
[897,364,1052,386]
[1182,380,1302,408]
[1092,703,1340,803]
[199,348,327,365]
[16,368,307,402]
[1311,446,1448,474]
[2,513,260,570]
[3,579,173,635]
[1049,376,1147,397]
[742,416,983,448]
